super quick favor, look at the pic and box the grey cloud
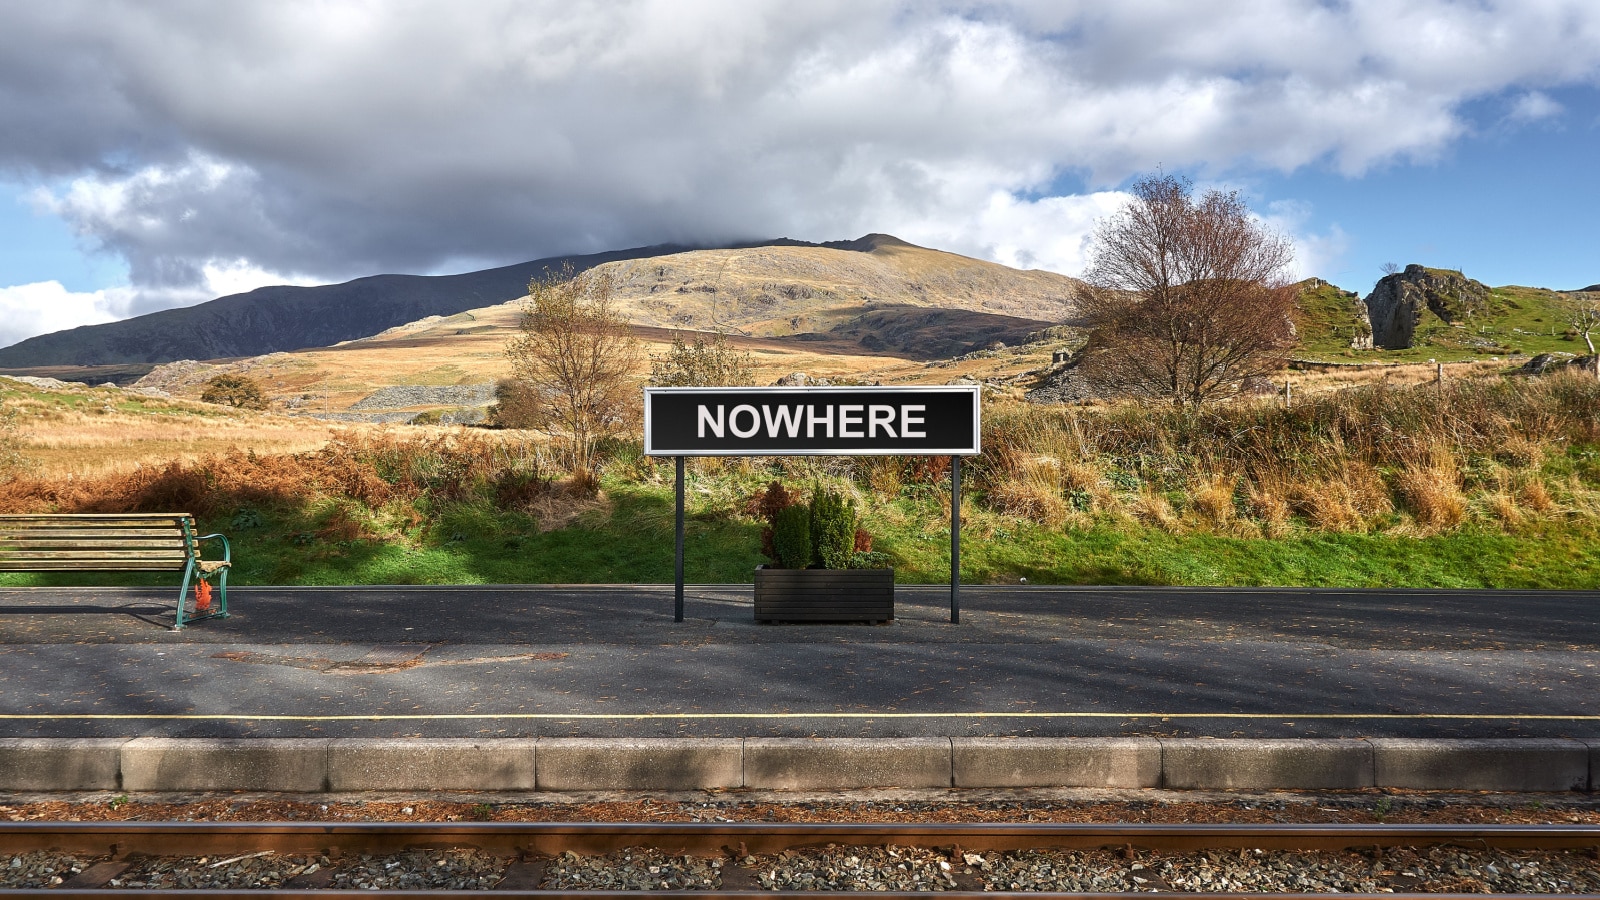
[1,0,1598,314]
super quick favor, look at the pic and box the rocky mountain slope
[593,234,1081,337]
[0,235,1083,371]
[0,243,715,367]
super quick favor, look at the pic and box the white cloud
[0,0,1596,336]
[0,282,130,348]
[1261,199,1352,282]
[896,190,1131,275]
[1508,90,1564,123]
[0,258,317,349]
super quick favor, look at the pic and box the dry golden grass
[23,414,338,478]
[1284,359,1510,396]
[1395,458,1467,531]
[1189,474,1238,530]
[2,385,340,478]
[969,370,1600,535]
[985,453,1071,526]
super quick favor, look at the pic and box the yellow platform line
[0,712,1596,722]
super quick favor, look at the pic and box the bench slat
[0,520,189,530]
[0,514,190,520]
[1,537,189,548]
[0,560,190,571]
[0,522,190,528]
[0,550,189,558]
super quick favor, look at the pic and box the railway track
[1,820,1597,896]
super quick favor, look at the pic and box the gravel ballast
[4,794,1600,892]
[5,846,1599,892]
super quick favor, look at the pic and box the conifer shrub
[809,487,857,569]
[771,503,812,569]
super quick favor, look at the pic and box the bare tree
[1554,291,1600,379]
[1077,173,1296,406]
[503,264,643,481]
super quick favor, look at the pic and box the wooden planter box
[753,567,895,624]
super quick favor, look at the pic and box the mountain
[0,235,1084,369]
[584,233,1081,337]
[0,243,716,367]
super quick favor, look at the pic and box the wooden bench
[0,513,231,629]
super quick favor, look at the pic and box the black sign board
[644,385,981,456]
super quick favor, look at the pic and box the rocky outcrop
[1362,265,1491,349]
[1521,352,1598,376]
[1024,359,1113,404]
[347,384,496,410]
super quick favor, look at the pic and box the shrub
[648,331,755,387]
[771,504,812,569]
[852,527,873,553]
[849,550,891,569]
[809,488,857,569]
[752,480,803,562]
[200,373,268,410]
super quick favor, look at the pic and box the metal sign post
[950,455,961,624]
[648,385,981,625]
[674,455,685,623]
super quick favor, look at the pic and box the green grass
[7,478,1598,590]
[1292,277,1585,364]
[0,380,242,419]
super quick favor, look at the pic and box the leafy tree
[200,373,268,409]
[1077,173,1296,406]
[649,331,756,387]
[502,264,642,480]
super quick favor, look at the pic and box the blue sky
[1,1,1598,349]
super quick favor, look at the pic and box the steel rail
[0,822,1595,896]
[0,883,1574,890]
[1,820,1597,856]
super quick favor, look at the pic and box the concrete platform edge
[0,738,1592,793]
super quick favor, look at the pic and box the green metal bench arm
[196,533,231,566]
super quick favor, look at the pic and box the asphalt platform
[1,583,1595,741]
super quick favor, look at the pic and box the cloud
[0,262,313,349]
[0,0,1597,338]
[1261,199,1352,282]
[0,281,130,348]
[1507,90,1565,123]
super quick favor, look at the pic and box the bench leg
[173,562,194,631]
[213,567,230,619]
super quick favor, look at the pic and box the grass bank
[3,373,1600,589]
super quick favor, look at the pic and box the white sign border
[643,384,981,457]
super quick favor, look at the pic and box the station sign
[644,385,981,456]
